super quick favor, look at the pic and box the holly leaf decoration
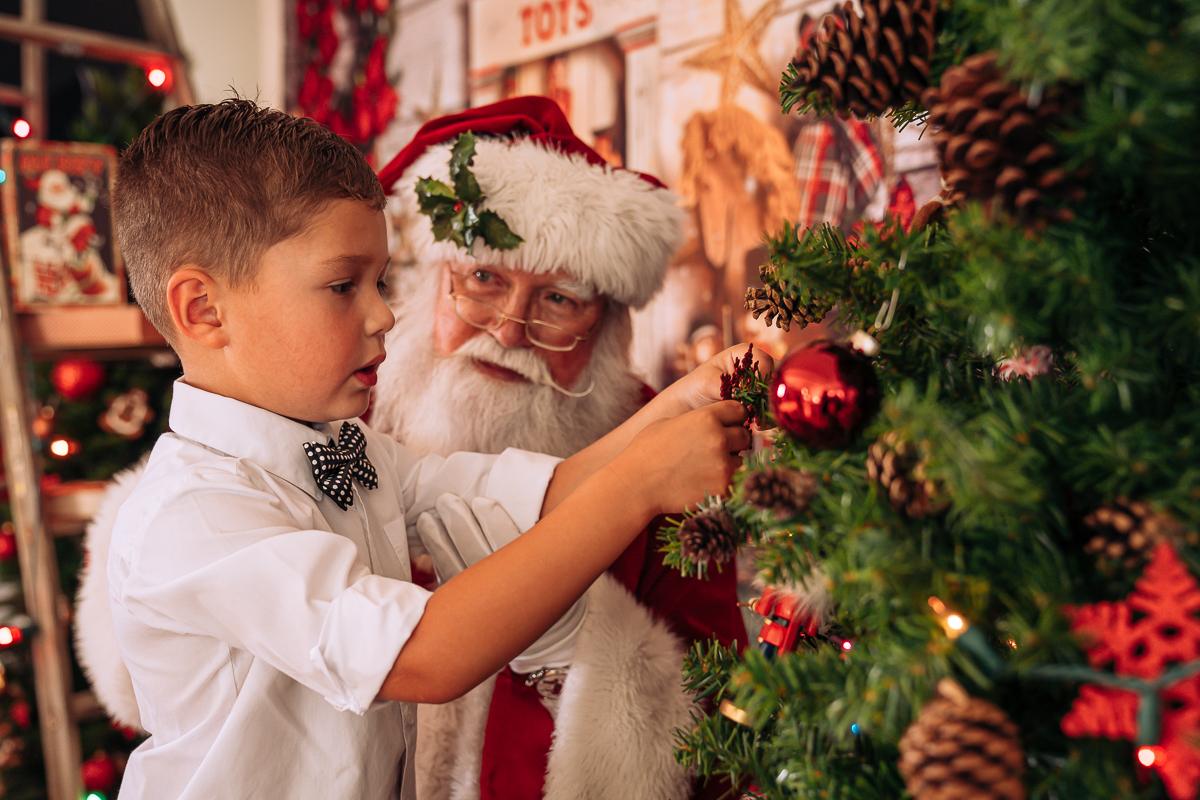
[448,132,483,203]
[414,132,523,252]
[478,210,524,251]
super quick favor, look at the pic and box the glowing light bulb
[1137,746,1163,767]
[928,596,971,640]
[0,627,16,646]
[50,438,71,457]
[148,68,167,87]
[12,119,30,138]
[841,640,852,651]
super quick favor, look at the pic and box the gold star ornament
[683,0,782,106]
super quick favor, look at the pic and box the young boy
[106,98,760,800]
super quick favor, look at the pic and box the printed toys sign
[469,0,645,71]
[1,140,124,309]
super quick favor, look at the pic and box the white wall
[165,0,287,109]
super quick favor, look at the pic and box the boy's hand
[656,344,775,417]
[609,400,750,517]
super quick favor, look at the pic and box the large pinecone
[922,52,1080,225]
[866,431,948,518]
[742,467,818,518]
[787,0,937,118]
[1083,497,1184,572]
[898,679,1026,800]
[678,505,739,567]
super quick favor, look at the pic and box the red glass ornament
[82,750,117,791]
[50,358,105,402]
[768,340,880,449]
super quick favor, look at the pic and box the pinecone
[742,467,819,518]
[1083,498,1184,571]
[866,432,948,518]
[787,0,937,118]
[745,284,825,331]
[678,505,740,567]
[898,678,1026,800]
[921,52,1081,225]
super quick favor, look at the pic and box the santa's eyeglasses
[448,273,602,352]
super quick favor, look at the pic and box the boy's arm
[539,343,773,514]
[377,399,749,704]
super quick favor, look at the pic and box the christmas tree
[667,0,1200,798]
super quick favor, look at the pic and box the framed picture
[1,140,124,309]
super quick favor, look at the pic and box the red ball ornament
[82,750,117,792]
[50,358,106,402]
[769,340,881,449]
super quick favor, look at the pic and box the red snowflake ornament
[1062,543,1200,799]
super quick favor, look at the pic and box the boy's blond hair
[112,98,386,344]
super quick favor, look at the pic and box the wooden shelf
[17,305,167,354]
[42,480,108,537]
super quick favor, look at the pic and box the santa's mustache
[439,335,595,398]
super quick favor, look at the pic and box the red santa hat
[377,96,684,310]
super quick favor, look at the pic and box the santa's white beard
[370,269,645,459]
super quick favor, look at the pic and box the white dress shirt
[108,380,560,800]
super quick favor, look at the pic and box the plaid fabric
[794,118,885,231]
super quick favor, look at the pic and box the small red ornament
[9,699,30,728]
[0,523,15,561]
[50,358,105,402]
[81,749,117,791]
[769,340,881,449]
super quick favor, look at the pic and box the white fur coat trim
[74,458,146,731]
[544,573,695,800]
[394,138,685,310]
[417,573,695,800]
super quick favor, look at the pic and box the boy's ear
[167,267,228,349]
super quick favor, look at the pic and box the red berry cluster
[720,344,769,430]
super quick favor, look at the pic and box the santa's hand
[414,494,587,667]
[656,343,774,415]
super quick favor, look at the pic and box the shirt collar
[167,379,340,499]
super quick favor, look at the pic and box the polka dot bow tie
[303,422,379,510]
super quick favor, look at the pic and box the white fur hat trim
[394,137,684,310]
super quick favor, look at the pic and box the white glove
[415,493,587,670]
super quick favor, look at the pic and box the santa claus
[372,97,746,800]
[74,96,747,800]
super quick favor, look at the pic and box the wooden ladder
[0,2,192,797]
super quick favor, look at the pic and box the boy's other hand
[658,344,775,416]
[610,400,749,517]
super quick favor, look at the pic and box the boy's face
[220,199,394,423]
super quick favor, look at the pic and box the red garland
[1061,543,1200,799]
[294,0,398,148]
